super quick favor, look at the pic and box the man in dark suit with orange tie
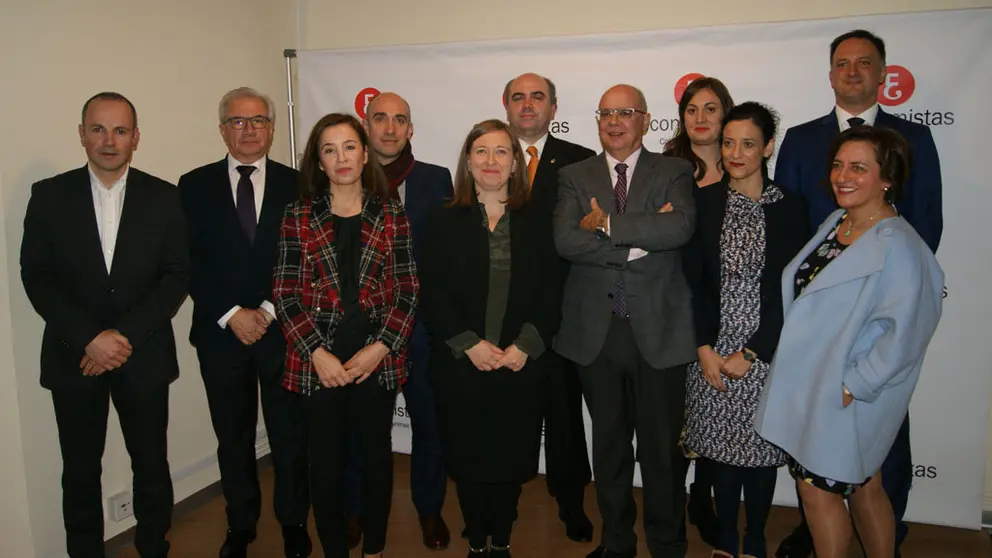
[773,30,943,558]
[504,72,596,543]
[178,87,310,558]
[20,92,190,558]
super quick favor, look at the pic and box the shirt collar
[835,103,880,130]
[519,133,549,160]
[87,163,129,191]
[605,146,643,171]
[227,154,266,174]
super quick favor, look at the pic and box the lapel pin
[550,158,557,164]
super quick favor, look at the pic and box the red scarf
[383,142,416,197]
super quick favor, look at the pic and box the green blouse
[445,204,545,359]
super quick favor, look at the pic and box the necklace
[843,205,885,238]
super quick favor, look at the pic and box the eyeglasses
[595,108,647,121]
[223,115,272,130]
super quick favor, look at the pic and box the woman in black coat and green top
[421,119,561,558]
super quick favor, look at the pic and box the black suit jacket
[178,157,298,349]
[401,161,454,357]
[529,135,597,220]
[421,202,561,358]
[20,166,190,389]
[682,177,810,360]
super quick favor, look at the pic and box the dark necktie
[236,165,257,244]
[848,116,865,128]
[612,163,629,317]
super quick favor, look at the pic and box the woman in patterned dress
[682,102,810,558]
[755,127,944,558]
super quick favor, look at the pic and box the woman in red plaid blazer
[272,113,418,558]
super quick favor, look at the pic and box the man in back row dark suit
[178,87,311,558]
[343,91,455,552]
[503,72,596,544]
[773,29,943,558]
[20,92,190,558]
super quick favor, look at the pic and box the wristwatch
[742,348,757,362]
[595,213,610,240]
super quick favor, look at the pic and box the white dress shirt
[218,154,276,328]
[836,103,879,131]
[604,148,648,262]
[397,181,407,205]
[88,164,128,273]
[520,132,550,167]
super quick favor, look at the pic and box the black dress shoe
[347,515,363,550]
[466,543,489,557]
[559,507,594,543]
[282,524,312,557]
[219,528,256,558]
[490,544,511,558]
[420,515,451,550]
[775,524,814,558]
[586,545,635,558]
[686,492,719,548]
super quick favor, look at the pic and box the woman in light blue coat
[754,126,943,558]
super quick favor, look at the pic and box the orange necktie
[526,146,539,187]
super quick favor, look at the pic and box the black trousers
[543,350,592,510]
[455,481,523,548]
[196,339,309,531]
[578,316,688,557]
[344,338,446,517]
[308,377,396,557]
[709,460,777,558]
[52,374,172,558]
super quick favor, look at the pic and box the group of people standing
[20,27,944,558]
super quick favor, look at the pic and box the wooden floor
[115,454,989,557]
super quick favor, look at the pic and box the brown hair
[827,126,911,204]
[298,112,389,200]
[449,119,529,210]
[662,77,735,181]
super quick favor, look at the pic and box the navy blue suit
[346,160,454,518]
[774,107,944,549]
[774,108,942,252]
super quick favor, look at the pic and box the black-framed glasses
[224,115,271,130]
[594,108,647,121]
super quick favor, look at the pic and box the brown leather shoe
[346,516,362,550]
[419,515,451,550]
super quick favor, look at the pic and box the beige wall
[0,0,295,555]
[0,0,989,556]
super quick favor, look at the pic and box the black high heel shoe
[466,543,489,557]
[489,543,511,558]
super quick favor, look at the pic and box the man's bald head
[364,92,414,164]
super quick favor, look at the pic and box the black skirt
[429,347,547,484]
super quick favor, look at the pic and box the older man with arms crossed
[554,84,696,558]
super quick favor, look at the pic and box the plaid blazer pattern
[272,193,419,394]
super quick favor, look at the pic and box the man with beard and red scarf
[340,91,454,552]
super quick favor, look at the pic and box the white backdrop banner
[297,8,992,529]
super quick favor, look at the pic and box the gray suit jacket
[552,149,697,369]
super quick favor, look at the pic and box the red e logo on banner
[878,66,915,107]
[674,73,705,104]
[354,87,381,118]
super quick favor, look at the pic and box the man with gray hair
[178,87,311,558]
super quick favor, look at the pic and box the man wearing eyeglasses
[553,84,697,558]
[178,87,311,558]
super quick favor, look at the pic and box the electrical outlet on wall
[108,490,133,522]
